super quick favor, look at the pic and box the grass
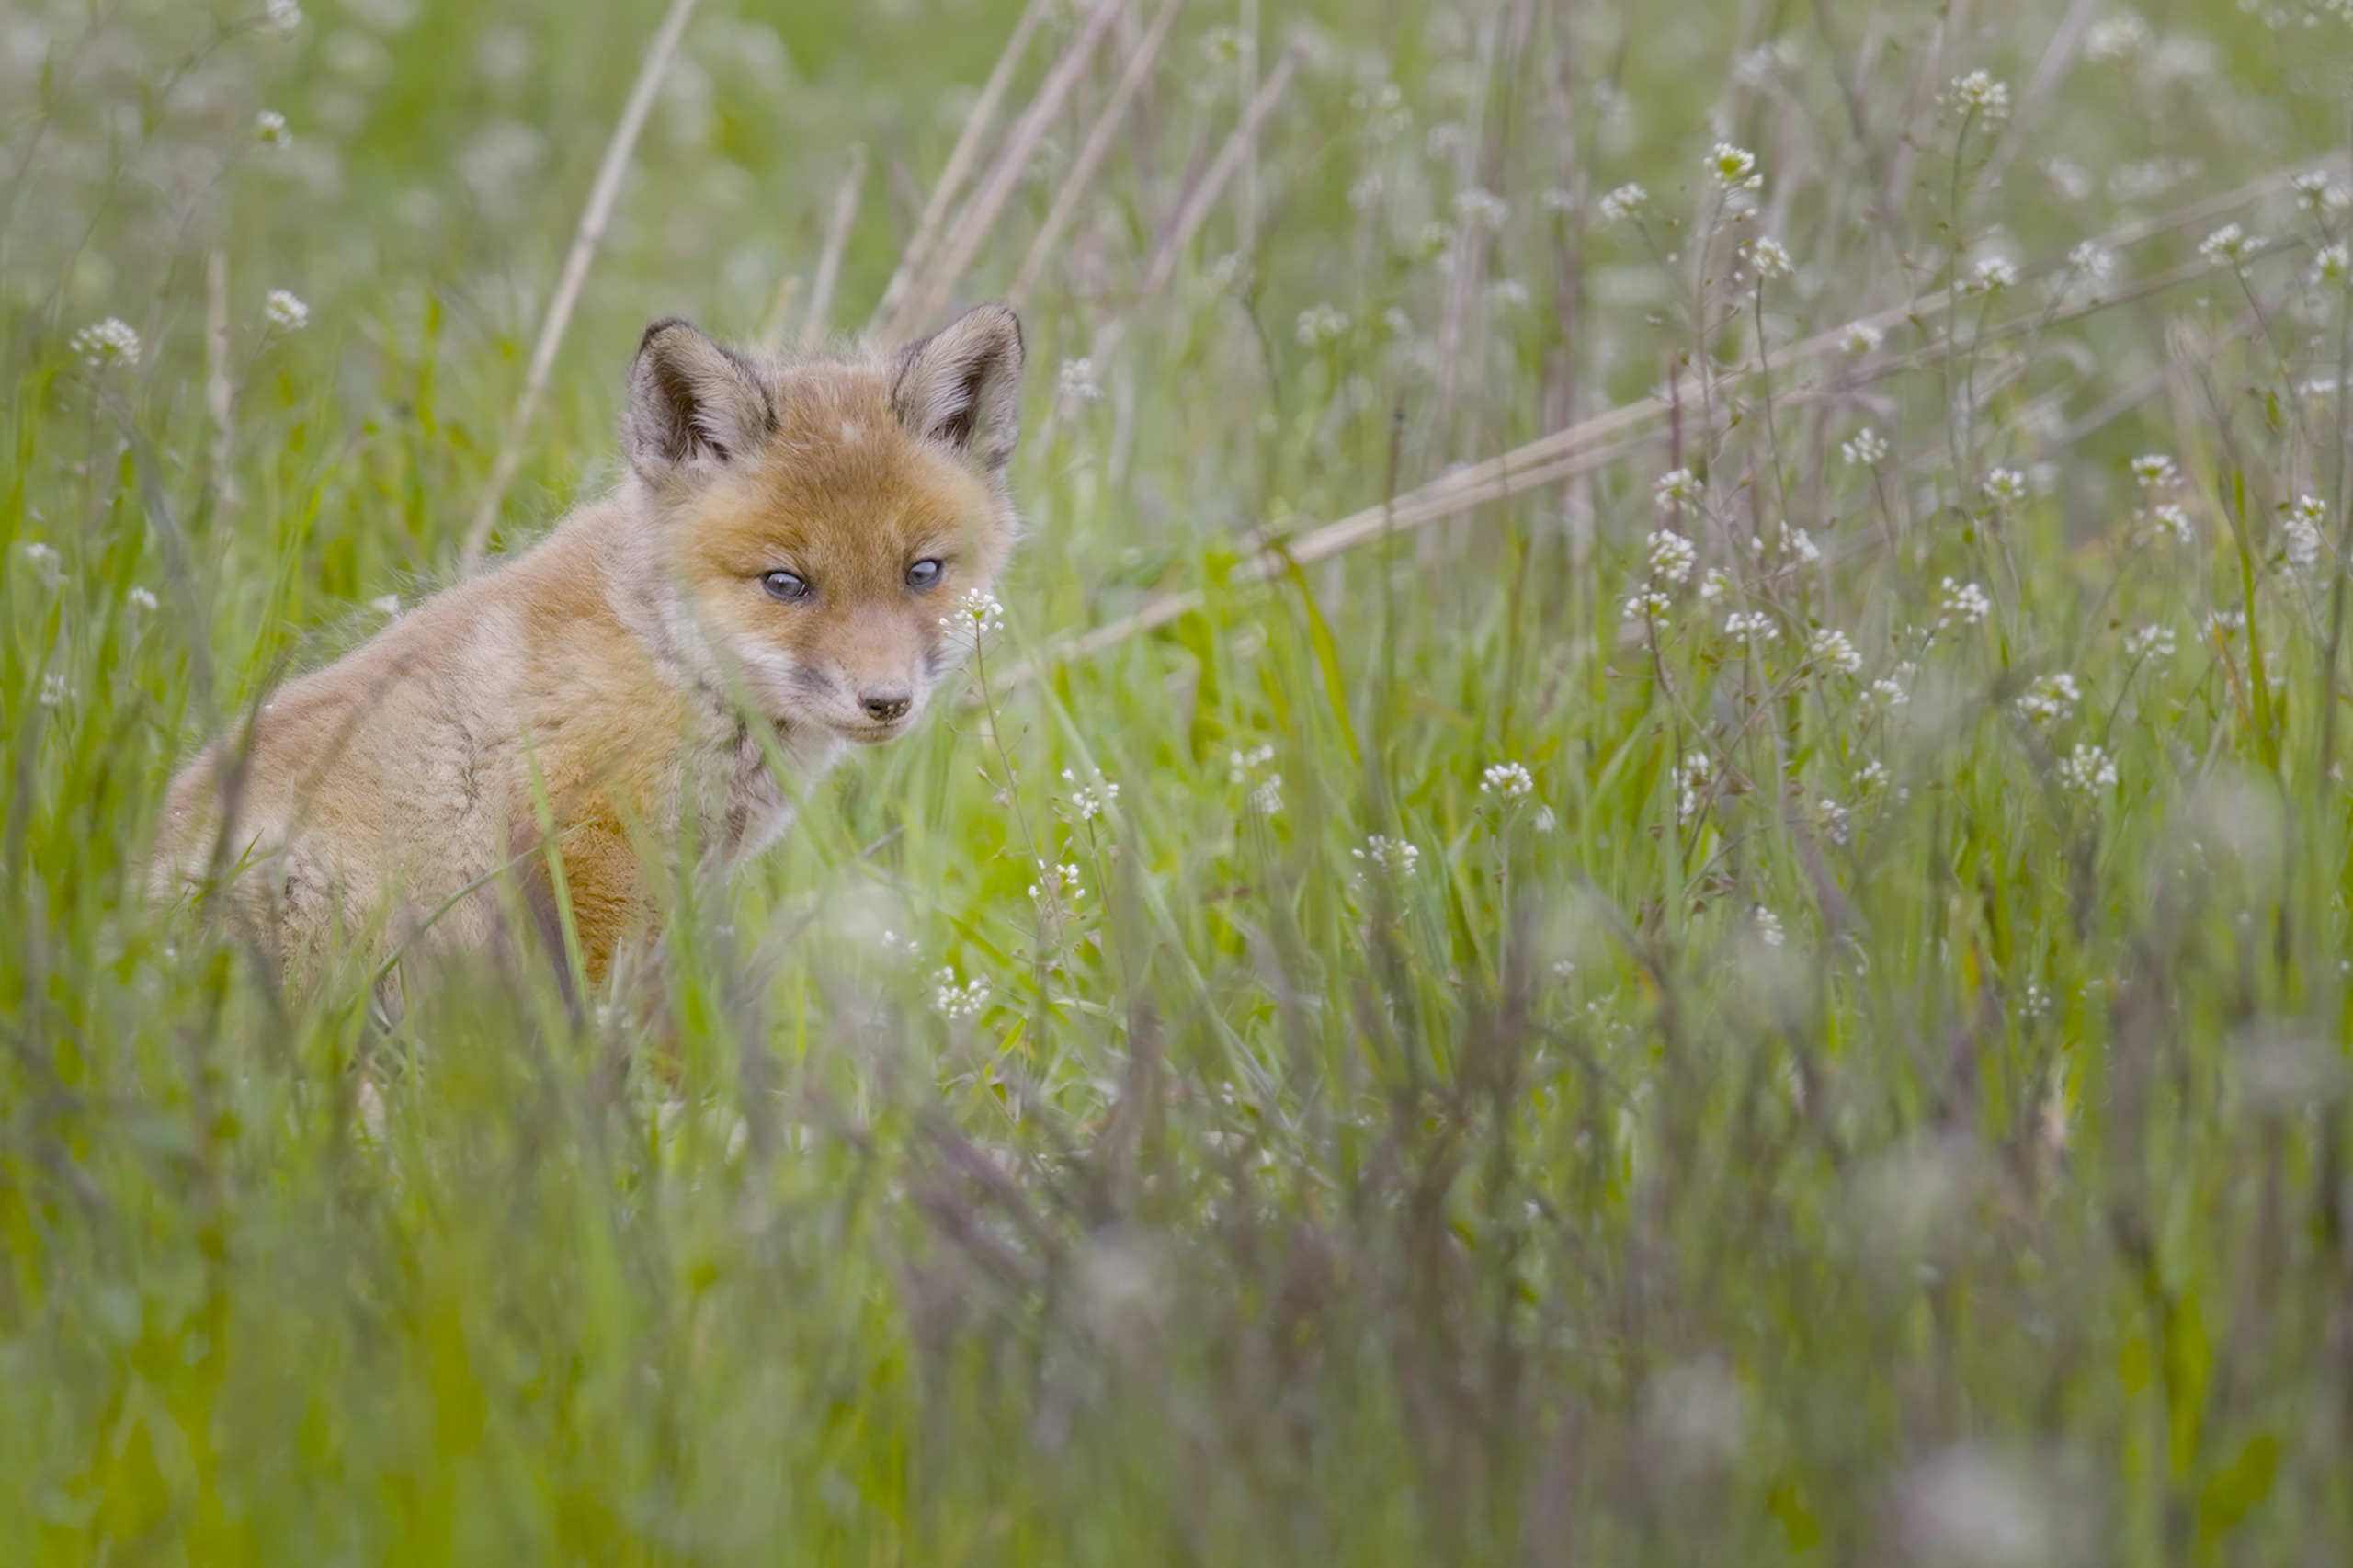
[6,0,2353,1560]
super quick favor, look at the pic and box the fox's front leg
[513,806,648,996]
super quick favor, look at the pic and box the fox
[153,304,1026,992]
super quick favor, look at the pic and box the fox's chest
[710,722,841,865]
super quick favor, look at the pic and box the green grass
[6,0,2353,1560]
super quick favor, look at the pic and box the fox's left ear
[892,304,1024,472]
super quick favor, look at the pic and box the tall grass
[6,0,2353,1559]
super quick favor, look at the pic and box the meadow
[6,0,2353,1559]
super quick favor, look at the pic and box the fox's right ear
[622,318,775,478]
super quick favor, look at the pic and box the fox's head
[616,305,1025,745]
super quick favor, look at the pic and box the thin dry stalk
[1134,44,1299,301]
[994,156,2346,692]
[801,145,869,347]
[460,0,703,566]
[887,0,1129,340]
[757,273,802,354]
[1008,0,1185,311]
[870,0,1051,334]
[205,248,233,512]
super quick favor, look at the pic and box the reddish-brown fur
[154,307,1025,989]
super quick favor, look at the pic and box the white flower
[1532,805,1558,833]
[71,317,141,369]
[2292,493,2329,528]
[2069,242,2117,283]
[2198,223,2254,267]
[1028,862,1084,903]
[370,594,402,617]
[1808,627,1862,676]
[939,589,1006,644]
[1744,237,1793,278]
[1839,319,1883,355]
[1674,753,1712,821]
[39,672,71,709]
[256,109,291,147]
[2131,453,2179,491]
[879,927,923,964]
[2125,624,2175,661]
[1480,761,1535,801]
[1061,768,1119,821]
[1946,70,2010,121]
[1708,143,1761,192]
[1751,905,1785,948]
[1818,797,1852,845]
[933,966,992,1019]
[2084,15,2151,61]
[1646,529,1697,585]
[2016,672,2081,724]
[1454,187,1509,232]
[2294,171,2347,213]
[1938,577,1993,628]
[1624,586,1673,625]
[1295,303,1350,346]
[1249,774,1284,816]
[265,0,302,30]
[1842,427,1889,467]
[1229,744,1283,815]
[2057,744,2118,798]
[1724,610,1779,647]
[2313,245,2350,288]
[1539,187,1575,215]
[128,585,158,613]
[265,290,309,333]
[1354,835,1421,875]
[1776,525,1821,564]
[1597,182,1649,222]
[1870,675,1909,710]
[1056,358,1103,405]
[1854,759,1893,794]
[1227,744,1275,785]
[2151,503,2195,545]
[22,540,62,588]
[1698,568,1733,604]
[1962,256,2018,295]
[1654,467,1704,508]
[2284,512,2325,571]
[1982,468,2029,506]
[2208,608,2247,638]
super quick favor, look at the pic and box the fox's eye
[904,558,944,590]
[762,570,810,602]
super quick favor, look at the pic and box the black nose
[861,689,912,722]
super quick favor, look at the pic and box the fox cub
[155,305,1026,986]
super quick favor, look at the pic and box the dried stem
[800,145,869,348]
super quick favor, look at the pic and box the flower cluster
[1807,627,1862,676]
[1938,578,1993,628]
[1353,835,1422,876]
[1724,610,1779,648]
[940,589,1006,645]
[1646,529,1697,585]
[1946,70,2010,122]
[1597,183,1648,222]
[1708,143,1761,193]
[1061,768,1119,822]
[2016,673,2081,725]
[1842,428,1889,467]
[72,317,141,369]
[933,967,992,1020]
[265,290,309,333]
[1480,761,1535,801]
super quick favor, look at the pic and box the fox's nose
[860,687,912,722]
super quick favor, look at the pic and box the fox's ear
[622,318,775,476]
[891,304,1024,472]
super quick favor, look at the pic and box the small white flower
[1227,744,1276,785]
[1539,187,1575,215]
[1724,609,1779,647]
[2016,672,2081,725]
[1818,797,1852,845]
[1938,577,1993,628]
[2198,223,2254,267]
[1056,358,1103,405]
[1061,768,1119,821]
[1946,70,2010,121]
[264,289,309,333]
[939,588,1006,644]
[2131,453,2179,491]
[2069,242,2117,283]
[2313,245,2350,288]
[1854,759,1893,795]
[2084,15,2151,61]
[2208,608,2247,638]
[1751,905,1786,948]
[1982,468,2029,506]
[1654,467,1704,508]
[1624,586,1673,626]
[1028,862,1084,903]
[1744,237,1793,278]
[39,672,71,708]
[1674,753,1712,821]
[2151,503,2195,545]
[1249,774,1284,816]
[71,317,141,369]
[2057,744,2118,798]
[1962,256,2018,295]
[2292,493,2329,528]
[1708,142,1761,192]
[1454,187,1509,232]
[932,966,992,1020]
[1480,761,1535,801]
[1807,627,1862,676]
[2125,624,2175,661]
[2294,171,2347,213]
[22,540,63,588]
[1697,568,1733,605]
[1295,303,1350,346]
[2284,516,2325,572]
[1531,805,1558,833]
[256,109,291,147]
[1839,319,1884,355]
[370,594,401,618]
[1353,835,1422,876]
[1842,427,1889,467]
[265,0,303,29]
[878,927,922,964]
[1776,525,1821,564]
[1597,182,1649,222]
[1646,529,1697,585]
[128,585,159,613]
